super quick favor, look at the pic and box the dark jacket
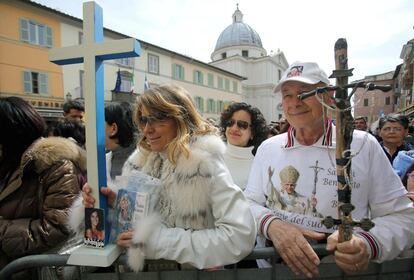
[0,137,86,269]
[381,141,414,164]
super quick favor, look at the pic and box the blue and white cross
[49,1,140,245]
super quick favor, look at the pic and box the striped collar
[284,119,334,149]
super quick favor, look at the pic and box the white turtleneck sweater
[223,143,254,190]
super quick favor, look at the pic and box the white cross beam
[49,1,140,246]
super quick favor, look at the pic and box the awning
[36,107,63,119]
[399,104,414,117]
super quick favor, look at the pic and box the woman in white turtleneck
[220,102,268,190]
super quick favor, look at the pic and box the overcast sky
[33,0,413,81]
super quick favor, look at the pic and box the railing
[1,245,414,280]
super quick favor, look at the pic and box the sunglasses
[138,112,170,126]
[225,119,251,130]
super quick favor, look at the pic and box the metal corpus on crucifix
[298,38,393,242]
[49,1,140,247]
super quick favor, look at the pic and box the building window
[242,50,248,57]
[194,96,204,113]
[208,73,214,87]
[225,79,230,91]
[20,18,53,47]
[207,98,215,113]
[80,70,84,98]
[116,58,134,67]
[278,69,282,81]
[23,70,48,94]
[78,32,84,45]
[232,81,238,93]
[120,71,133,92]
[218,77,224,89]
[221,52,227,59]
[385,96,391,105]
[217,100,224,113]
[172,64,185,80]
[193,70,204,85]
[363,98,368,106]
[148,54,159,74]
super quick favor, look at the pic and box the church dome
[214,6,263,51]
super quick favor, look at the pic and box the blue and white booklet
[109,171,161,243]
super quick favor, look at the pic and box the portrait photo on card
[117,189,134,231]
[84,207,105,248]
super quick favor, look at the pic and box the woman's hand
[117,230,134,248]
[101,187,117,207]
[81,183,117,208]
[82,183,95,208]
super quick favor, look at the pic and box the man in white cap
[244,61,414,277]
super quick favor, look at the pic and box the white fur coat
[69,134,256,272]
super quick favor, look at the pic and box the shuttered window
[193,70,203,85]
[194,96,204,113]
[23,70,48,94]
[20,18,53,47]
[172,64,185,80]
[208,73,214,87]
[207,98,215,113]
[148,54,159,74]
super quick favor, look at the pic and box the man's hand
[326,231,370,274]
[81,183,117,208]
[267,219,326,278]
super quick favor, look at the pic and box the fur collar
[21,137,86,173]
[123,134,225,177]
[124,134,225,229]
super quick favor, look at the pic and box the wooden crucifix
[49,0,140,255]
[321,38,374,241]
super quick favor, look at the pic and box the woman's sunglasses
[225,119,251,130]
[139,112,170,126]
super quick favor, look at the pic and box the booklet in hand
[109,171,161,243]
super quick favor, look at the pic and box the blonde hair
[134,84,216,165]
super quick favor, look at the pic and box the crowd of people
[2,61,414,279]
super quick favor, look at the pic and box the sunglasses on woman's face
[225,119,251,130]
[139,112,170,126]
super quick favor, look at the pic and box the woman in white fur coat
[70,85,256,272]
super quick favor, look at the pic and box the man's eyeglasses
[138,112,170,126]
[225,119,251,130]
[381,127,404,132]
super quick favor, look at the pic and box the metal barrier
[1,246,414,280]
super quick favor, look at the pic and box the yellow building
[1,0,245,124]
[0,0,65,121]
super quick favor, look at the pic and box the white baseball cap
[273,61,330,93]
